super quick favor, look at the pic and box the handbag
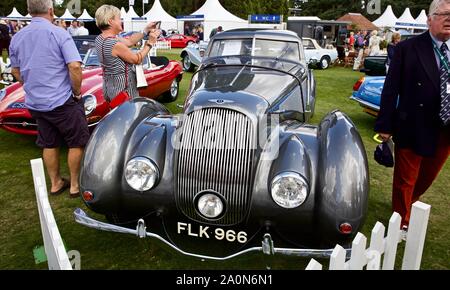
[374,139,394,167]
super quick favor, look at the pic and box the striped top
[95,35,138,102]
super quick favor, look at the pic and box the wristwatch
[72,92,82,101]
[145,42,153,48]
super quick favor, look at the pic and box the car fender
[316,110,369,244]
[80,98,169,213]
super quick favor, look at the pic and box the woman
[95,5,159,102]
[386,32,401,73]
[368,30,381,56]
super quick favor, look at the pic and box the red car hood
[0,67,104,111]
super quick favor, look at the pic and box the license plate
[177,222,248,244]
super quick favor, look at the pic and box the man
[209,26,223,38]
[0,19,11,55]
[67,20,79,36]
[77,21,89,36]
[375,0,450,230]
[9,0,89,198]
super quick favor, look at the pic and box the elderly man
[9,0,89,198]
[375,0,450,230]
[67,20,80,36]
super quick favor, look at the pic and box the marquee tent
[59,8,76,21]
[189,0,248,40]
[143,0,177,31]
[372,5,397,28]
[5,7,25,20]
[415,9,428,30]
[120,7,128,20]
[395,8,418,29]
[78,9,94,22]
[124,6,147,32]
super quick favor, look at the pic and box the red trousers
[392,131,450,227]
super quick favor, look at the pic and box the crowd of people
[342,29,403,71]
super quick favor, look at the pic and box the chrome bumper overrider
[74,208,343,260]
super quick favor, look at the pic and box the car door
[137,55,171,98]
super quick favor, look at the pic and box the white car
[302,38,338,69]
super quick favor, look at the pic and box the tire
[182,53,195,72]
[161,79,179,102]
[319,56,331,69]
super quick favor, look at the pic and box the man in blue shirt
[10,0,89,198]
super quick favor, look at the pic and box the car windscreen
[209,38,301,63]
[83,48,148,67]
[73,39,96,59]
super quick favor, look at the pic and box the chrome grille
[176,108,255,225]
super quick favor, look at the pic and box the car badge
[208,99,234,105]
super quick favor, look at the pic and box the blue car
[350,75,385,116]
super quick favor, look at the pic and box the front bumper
[74,208,345,261]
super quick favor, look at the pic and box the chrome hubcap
[183,56,191,69]
[322,59,328,68]
[171,80,178,96]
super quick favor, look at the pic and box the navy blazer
[375,31,450,157]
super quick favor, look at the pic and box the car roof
[213,29,301,43]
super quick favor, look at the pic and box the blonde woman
[94,5,160,102]
[368,30,381,56]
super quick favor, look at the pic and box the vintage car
[180,41,209,71]
[0,47,183,136]
[161,33,199,48]
[350,75,384,117]
[74,29,369,261]
[302,37,338,69]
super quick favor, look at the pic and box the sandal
[49,178,70,196]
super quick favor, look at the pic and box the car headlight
[195,191,226,219]
[271,172,309,208]
[125,157,159,191]
[82,94,97,115]
[2,74,7,81]
[7,74,14,82]
[0,89,6,101]
[199,49,205,57]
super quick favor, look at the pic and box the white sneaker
[400,226,408,241]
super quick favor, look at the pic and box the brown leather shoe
[69,191,80,198]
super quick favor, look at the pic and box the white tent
[120,7,128,20]
[5,7,25,20]
[415,9,428,30]
[395,8,418,30]
[24,14,32,20]
[78,9,94,22]
[373,5,397,28]
[124,6,147,32]
[190,0,248,40]
[59,8,76,21]
[143,0,177,31]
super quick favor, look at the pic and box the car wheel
[182,53,195,72]
[319,56,331,69]
[161,79,179,102]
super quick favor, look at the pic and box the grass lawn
[0,49,448,269]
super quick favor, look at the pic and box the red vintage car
[0,47,183,136]
[161,34,199,48]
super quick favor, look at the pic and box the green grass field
[0,49,448,269]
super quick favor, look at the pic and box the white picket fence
[31,158,78,270]
[154,40,171,50]
[306,201,431,270]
